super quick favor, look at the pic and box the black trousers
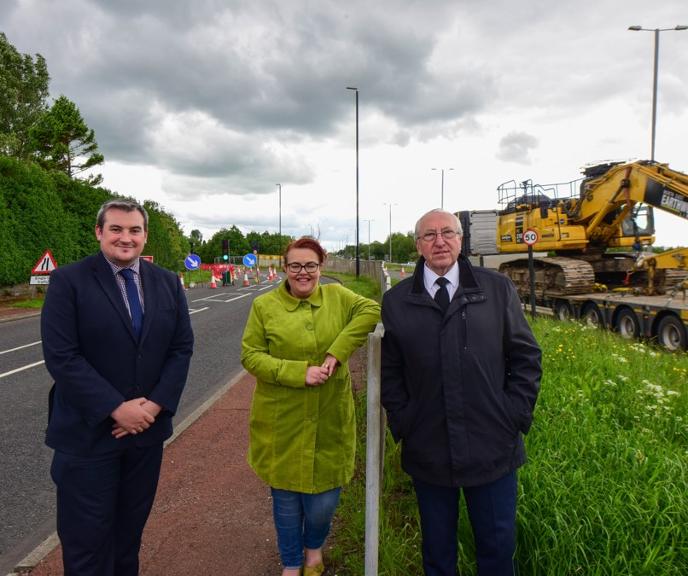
[413,470,518,576]
[51,444,164,576]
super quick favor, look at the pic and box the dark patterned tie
[434,277,450,313]
[120,268,143,339]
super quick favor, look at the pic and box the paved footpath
[18,372,282,576]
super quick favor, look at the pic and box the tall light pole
[384,203,397,263]
[276,183,282,263]
[628,25,688,161]
[346,86,360,277]
[362,219,374,260]
[431,167,454,209]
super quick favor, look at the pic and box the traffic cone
[179,273,186,290]
[243,273,250,287]
[209,274,217,289]
[400,267,406,278]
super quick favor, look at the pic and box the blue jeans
[271,487,341,568]
[413,471,518,576]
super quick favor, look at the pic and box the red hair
[284,237,327,264]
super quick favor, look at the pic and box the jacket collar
[411,254,481,295]
[275,279,324,311]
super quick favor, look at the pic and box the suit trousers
[412,471,517,576]
[50,444,164,576]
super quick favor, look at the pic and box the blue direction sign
[243,253,257,267]
[184,253,202,270]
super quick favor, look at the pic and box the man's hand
[305,366,330,387]
[111,397,156,439]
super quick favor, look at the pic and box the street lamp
[362,219,374,260]
[384,203,397,263]
[276,183,282,264]
[431,167,454,209]
[346,86,360,278]
[628,25,688,161]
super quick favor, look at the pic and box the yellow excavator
[461,159,688,297]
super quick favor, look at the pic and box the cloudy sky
[3,0,687,252]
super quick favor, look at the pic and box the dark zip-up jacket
[381,256,541,487]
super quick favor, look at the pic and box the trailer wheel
[656,315,687,352]
[615,308,640,340]
[581,303,603,328]
[554,300,573,321]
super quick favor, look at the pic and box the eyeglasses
[286,261,320,273]
[418,229,460,243]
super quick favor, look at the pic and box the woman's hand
[321,353,340,377]
[306,365,330,386]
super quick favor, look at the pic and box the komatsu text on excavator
[459,160,688,351]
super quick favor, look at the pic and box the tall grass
[330,317,688,575]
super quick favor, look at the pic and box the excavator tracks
[499,257,596,297]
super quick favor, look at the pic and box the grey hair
[96,199,149,231]
[414,209,463,239]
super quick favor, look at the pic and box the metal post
[528,245,536,317]
[364,323,385,576]
[276,183,282,263]
[651,29,659,162]
[347,87,360,278]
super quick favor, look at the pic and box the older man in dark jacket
[381,209,541,576]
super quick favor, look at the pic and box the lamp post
[384,203,397,263]
[362,219,374,260]
[346,86,360,278]
[431,167,454,209]
[628,25,688,161]
[276,183,282,264]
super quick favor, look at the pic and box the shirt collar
[423,261,459,295]
[102,253,141,276]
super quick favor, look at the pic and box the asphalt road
[0,278,279,575]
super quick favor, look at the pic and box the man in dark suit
[381,209,541,576]
[41,199,194,576]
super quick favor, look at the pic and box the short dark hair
[96,199,149,231]
[284,236,327,264]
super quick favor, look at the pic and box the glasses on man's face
[286,261,320,274]
[418,229,459,243]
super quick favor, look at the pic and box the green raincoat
[241,281,380,493]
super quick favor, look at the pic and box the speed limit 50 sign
[523,228,539,246]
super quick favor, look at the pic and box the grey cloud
[496,132,538,164]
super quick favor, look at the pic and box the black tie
[120,268,143,339]
[434,277,450,313]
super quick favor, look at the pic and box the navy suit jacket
[41,252,194,456]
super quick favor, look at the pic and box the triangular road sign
[32,250,58,274]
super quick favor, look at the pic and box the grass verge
[330,316,688,575]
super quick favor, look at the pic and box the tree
[0,32,50,158]
[189,229,203,253]
[29,95,104,185]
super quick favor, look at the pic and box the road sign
[31,250,57,274]
[243,253,257,267]
[523,229,539,246]
[185,253,202,270]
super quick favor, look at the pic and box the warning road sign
[31,250,58,275]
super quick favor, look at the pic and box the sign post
[523,229,539,317]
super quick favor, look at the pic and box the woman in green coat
[241,237,380,576]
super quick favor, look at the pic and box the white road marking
[0,340,42,355]
[189,307,209,315]
[0,360,45,379]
